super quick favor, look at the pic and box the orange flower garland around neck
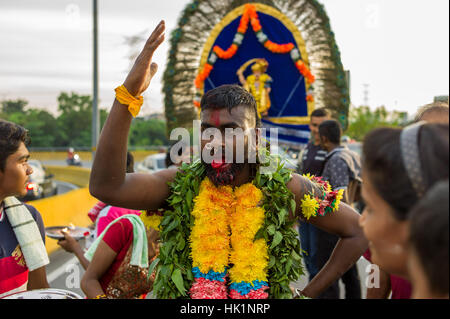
[188,178,269,299]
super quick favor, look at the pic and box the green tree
[55,92,109,147]
[129,118,169,147]
[56,92,93,147]
[1,99,28,115]
[2,101,60,147]
[16,109,59,147]
[346,105,409,141]
[1,94,167,148]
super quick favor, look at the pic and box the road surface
[55,180,79,195]
[46,240,87,298]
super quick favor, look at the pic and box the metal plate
[1,289,83,299]
[45,226,91,240]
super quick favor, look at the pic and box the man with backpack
[296,108,331,283]
[316,119,363,299]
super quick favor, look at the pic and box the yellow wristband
[115,85,144,118]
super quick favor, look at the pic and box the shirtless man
[84,21,368,299]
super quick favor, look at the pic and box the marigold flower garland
[213,44,239,60]
[189,178,233,299]
[300,174,344,220]
[194,3,315,107]
[187,178,269,299]
[142,172,343,298]
[139,210,164,231]
[153,156,344,299]
[229,183,269,299]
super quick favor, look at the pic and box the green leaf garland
[154,155,304,299]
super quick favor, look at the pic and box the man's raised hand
[123,20,165,97]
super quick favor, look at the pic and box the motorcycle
[67,153,82,167]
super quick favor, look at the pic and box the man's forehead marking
[211,110,221,127]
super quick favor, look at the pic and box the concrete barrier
[32,187,98,255]
[28,166,95,254]
[44,166,91,188]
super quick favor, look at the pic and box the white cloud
[0,0,448,117]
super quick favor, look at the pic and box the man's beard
[203,160,245,187]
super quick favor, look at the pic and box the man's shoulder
[325,149,343,164]
[322,151,348,175]
[23,204,46,234]
[153,167,180,182]
[340,146,360,158]
[327,147,353,161]
[330,148,361,170]
[23,204,41,222]
[286,173,311,192]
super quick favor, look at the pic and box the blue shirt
[0,203,45,296]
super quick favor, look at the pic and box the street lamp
[92,0,99,160]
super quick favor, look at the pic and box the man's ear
[255,128,261,148]
[244,127,260,150]
[244,127,260,164]
[0,168,4,191]
[318,135,324,144]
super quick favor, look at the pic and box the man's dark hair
[200,84,261,127]
[126,151,134,173]
[311,108,331,118]
[318,119,342,144]
[363,124,449,221]
[0,120,30,171]
[409,180,449,296]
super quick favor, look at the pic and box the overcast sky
[0,0,448,116]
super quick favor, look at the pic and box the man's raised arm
[89,21,176,210]
[288,174,368,298]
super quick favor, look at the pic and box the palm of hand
[123,21,165,97]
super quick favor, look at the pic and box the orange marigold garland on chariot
[213,44,239,60]
[194,3,316,107]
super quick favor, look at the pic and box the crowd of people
[296,103,449,299]
[0,21,448,300]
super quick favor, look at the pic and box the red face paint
[211,110,221,127]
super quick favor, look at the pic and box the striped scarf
[3,197,49,271]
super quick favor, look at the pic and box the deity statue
[237,59,272,118]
